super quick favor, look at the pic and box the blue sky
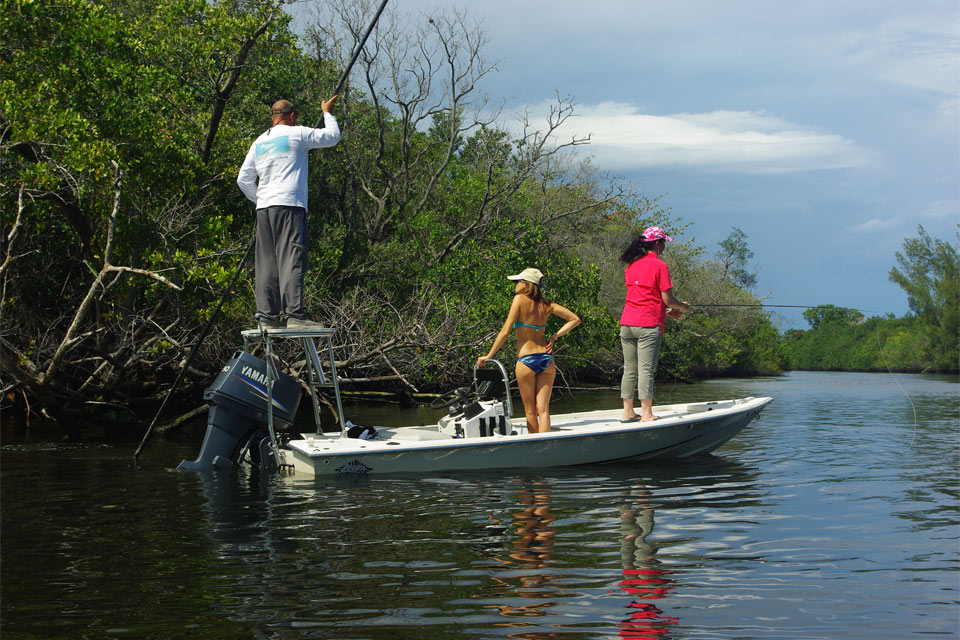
[306,1,960,328]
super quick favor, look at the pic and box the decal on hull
[336,459,372,475]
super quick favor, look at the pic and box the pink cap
[641,226,673,242]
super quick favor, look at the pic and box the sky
[302,0,960,328]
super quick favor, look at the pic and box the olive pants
[620,325,662,400]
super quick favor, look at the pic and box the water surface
[2,371,957,638]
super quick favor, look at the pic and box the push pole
[137,0,389,462]
[315,0,390,127]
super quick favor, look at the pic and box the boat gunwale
[286,396,773,459]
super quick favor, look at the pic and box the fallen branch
[155,405,208,435]
[0,184,27,280]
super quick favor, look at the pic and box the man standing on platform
[237,95,341,329]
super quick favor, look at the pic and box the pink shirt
[619,253,673,331]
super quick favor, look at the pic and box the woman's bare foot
[639,399,656,422]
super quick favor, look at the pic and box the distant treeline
[783,229,959,374]
[785,315,955,373]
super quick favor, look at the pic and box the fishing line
[873,316,919,447]
[663,369,680,404]
[692,303,872,311]
[688,303,918,444]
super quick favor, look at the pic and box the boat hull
[286,396,773,476]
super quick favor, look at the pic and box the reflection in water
[508,481,556,579]
[198,471,281,551]
[484,480,561,635]
[617,484,678,638]
[3,372,957,639]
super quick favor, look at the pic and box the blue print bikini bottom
[516,352,554,374]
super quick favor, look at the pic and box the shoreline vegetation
[2,1,956,440]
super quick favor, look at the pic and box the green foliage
[716,227,757,290]
[785,316,924,371]
[889,225,959,367]
[659,307,788,380]
[1,0,792,434]
[802,304,865,329]
[785,315,956,374]
[786,228,959,374]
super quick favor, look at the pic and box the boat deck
[288,398,761,455]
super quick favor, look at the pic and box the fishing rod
[315,0,390,127]
[694,304,815,309]
[692,304,870,311]
[133,237,255,462]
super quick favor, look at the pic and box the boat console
[433,362,517,438]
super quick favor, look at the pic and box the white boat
[178,327,773,476]
[286,396,772,476]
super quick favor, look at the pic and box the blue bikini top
[513,320,547,331]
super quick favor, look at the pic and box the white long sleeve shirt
[237,112,341,211]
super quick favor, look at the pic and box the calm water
[1,371,957,639]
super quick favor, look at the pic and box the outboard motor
[178,351,301,472]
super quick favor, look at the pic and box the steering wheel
[429,386,472,410]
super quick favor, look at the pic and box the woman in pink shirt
[619,227,690,422]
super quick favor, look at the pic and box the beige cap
[507,268,544,286]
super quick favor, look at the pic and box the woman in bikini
[477,268,581,433]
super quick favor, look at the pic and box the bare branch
[0,184,27,280]
[201,5,280,163]
[102,266,182,291]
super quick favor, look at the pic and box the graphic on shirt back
[256,135,291,158]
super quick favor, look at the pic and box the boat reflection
[616,484,678,638]
[195,470,301,560]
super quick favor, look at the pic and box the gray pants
[620,325,662,400]
[255,206,308,322]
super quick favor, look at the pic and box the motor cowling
[178,351,301,471]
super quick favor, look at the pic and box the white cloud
[850,218,902,234]
[844,12,960,96]
[850,200,960,235]
[515,101,876,174]
[937,96,960,132]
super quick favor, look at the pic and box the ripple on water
[1,371,956,639]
